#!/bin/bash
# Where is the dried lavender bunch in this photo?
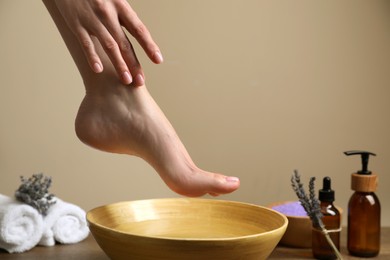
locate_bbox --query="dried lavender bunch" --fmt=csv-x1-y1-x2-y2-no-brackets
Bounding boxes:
291,170,323,228
291,170,342,260
15,173,56,216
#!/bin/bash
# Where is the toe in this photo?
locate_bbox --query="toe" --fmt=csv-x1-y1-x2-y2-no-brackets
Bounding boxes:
206,174,240,196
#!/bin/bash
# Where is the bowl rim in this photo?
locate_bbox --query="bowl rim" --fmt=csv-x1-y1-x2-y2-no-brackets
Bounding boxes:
87,198,288,242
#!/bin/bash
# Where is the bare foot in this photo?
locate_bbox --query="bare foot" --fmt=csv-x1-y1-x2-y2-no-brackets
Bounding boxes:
43,0,240,197
75,83,240,196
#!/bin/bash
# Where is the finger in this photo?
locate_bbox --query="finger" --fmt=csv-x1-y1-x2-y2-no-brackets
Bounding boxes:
117,2,163,64
112,30,145,87
100,12,145,86
76,28,103,73
94,24,134,85
123,41,145,87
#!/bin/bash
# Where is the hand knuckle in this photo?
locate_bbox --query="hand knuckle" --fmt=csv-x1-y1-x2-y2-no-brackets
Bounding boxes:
132,23,147,37
104,39,118,51
92,0,104,9
81,39,93,49
92,0,110,18
114,0,128,10
119,40,132,52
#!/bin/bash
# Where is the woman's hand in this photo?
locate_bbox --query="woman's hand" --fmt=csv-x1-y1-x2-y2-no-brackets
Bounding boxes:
54,0,163,86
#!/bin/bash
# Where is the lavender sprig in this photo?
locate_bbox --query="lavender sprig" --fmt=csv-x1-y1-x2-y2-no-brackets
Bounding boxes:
15,173,56,216
291,170,323,227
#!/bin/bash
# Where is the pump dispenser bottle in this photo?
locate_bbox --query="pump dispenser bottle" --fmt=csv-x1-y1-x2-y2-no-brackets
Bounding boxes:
312,177,341,259
345,150,380,257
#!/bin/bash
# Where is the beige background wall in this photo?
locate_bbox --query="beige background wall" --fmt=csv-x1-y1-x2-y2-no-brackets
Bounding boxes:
1,1,389,226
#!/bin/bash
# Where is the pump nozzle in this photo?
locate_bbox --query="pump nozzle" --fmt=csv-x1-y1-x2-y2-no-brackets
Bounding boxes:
344,150,376,175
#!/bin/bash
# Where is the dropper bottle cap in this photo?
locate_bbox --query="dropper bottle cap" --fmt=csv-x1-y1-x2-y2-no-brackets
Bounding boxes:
319,177,335,202
344,150,378,192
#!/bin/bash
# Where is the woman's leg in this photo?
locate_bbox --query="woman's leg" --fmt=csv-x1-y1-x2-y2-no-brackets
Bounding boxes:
42,0,239,196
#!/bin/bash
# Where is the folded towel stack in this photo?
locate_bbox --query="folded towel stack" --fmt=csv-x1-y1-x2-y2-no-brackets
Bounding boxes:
0,194,89,253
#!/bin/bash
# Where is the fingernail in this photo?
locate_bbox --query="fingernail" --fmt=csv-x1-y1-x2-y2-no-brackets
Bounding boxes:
154,51,163,63
93,63,103,73
226,176,240,183
122,71,132,84
135,74,145,86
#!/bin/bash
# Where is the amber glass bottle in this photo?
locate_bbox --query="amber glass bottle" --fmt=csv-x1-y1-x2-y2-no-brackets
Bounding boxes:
348,191,380,257
312,177,340,260
345,151,381,257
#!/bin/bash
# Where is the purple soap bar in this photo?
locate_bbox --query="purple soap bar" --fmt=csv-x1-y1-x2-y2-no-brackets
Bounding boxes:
272,201,307,217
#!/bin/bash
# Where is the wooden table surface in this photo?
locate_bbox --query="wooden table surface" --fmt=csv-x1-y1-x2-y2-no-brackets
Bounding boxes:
1,227,389,259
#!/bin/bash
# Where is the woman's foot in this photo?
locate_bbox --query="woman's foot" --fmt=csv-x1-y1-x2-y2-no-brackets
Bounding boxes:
75,83,240,197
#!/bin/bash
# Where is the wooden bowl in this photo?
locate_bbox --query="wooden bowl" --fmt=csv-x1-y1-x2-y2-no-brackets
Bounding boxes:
87,198,288,260
268,201,312,248
280,215,312,248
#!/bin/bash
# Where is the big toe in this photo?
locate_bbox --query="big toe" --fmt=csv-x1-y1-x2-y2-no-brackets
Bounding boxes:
207,174,240,196
167,170,240,197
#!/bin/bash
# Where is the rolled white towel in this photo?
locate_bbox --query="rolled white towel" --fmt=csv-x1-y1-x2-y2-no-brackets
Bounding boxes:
0,194,44,253
39,198,89,246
